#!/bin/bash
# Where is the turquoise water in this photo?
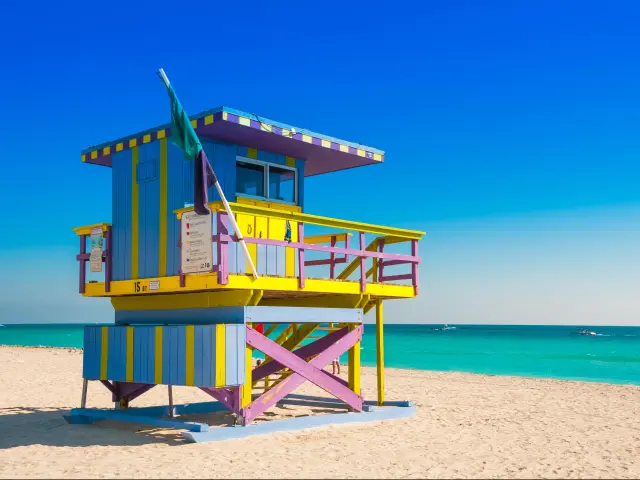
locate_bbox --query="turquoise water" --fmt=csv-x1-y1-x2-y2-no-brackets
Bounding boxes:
1,324,638,385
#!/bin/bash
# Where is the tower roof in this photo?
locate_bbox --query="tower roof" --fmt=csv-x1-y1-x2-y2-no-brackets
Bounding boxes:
81,106,384,176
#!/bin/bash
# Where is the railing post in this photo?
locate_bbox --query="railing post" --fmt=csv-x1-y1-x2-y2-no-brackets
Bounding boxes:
79,234,86,294
359,232,366,292
344,235,350,263
298,223,305,289
411,240,419,295
217,212,229,285
378,239,385,282
105,226,112,293
329,235,336,279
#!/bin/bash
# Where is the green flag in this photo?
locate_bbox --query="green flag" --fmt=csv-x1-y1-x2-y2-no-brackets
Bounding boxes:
164,82,217,215
167,84,202,159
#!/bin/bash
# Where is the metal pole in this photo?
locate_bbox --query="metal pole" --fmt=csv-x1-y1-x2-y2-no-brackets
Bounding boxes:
80,378,88,408
168,385,174,417
157,68,258,280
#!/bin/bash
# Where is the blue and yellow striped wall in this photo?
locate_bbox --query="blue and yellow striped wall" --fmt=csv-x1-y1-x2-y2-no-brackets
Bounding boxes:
83,324,245,387
110,137,304,281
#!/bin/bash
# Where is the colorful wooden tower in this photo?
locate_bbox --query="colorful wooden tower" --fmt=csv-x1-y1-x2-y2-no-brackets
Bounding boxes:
67,105,424,442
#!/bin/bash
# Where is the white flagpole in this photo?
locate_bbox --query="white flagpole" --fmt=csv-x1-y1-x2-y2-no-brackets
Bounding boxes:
158,68,259,280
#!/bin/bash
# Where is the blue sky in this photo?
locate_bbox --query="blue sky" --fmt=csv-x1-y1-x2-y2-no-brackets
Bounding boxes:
1,0,639,324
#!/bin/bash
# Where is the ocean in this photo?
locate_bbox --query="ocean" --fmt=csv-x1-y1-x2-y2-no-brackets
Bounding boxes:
1,323,638,385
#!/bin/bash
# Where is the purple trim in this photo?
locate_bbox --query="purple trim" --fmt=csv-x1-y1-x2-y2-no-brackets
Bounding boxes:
127,384,155,402
216,213,229,285
112,382,155,402
100,380,115,394
243,325,363,423
79,235,86,294
412,240,419,295
105,226,112,292
83,108,384,175
359,232,366,292
297,223,305,288
252,327,351,382
379,274,413,282
200,387,238,413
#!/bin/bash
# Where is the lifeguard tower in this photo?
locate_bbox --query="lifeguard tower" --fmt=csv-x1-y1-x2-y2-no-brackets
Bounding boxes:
65,98,424,442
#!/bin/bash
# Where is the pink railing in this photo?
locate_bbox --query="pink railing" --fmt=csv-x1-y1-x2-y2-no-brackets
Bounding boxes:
178,211,422,294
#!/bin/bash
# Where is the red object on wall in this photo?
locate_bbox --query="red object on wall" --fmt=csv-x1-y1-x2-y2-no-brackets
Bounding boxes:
255,323,264,334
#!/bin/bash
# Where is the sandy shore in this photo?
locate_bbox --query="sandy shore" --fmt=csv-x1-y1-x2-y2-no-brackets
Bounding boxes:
0,346,638,479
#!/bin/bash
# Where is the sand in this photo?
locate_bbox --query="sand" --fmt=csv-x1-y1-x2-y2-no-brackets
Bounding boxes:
0,346,638,479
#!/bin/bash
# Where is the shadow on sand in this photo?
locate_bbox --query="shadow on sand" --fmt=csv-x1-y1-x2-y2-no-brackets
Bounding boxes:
0,404,346,448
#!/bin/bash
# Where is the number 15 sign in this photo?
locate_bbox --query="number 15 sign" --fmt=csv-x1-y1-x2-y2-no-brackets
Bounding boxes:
180,210,213,274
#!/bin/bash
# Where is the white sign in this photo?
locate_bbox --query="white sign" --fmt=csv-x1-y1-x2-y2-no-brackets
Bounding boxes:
89,227,103,273
149,280,160,291
181,211,213,274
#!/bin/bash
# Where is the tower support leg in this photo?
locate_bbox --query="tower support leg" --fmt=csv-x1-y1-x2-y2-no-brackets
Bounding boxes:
80,378,88,408
376,299,385,406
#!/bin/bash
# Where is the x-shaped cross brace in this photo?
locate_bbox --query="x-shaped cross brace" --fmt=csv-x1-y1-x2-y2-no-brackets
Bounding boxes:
242,324,363,424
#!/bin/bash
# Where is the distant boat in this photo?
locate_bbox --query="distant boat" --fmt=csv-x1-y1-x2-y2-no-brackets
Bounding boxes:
431,324,456,331
578,328,596,336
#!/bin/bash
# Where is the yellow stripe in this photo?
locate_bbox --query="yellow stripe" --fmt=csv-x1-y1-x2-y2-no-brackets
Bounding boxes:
357,149,366,157
185,325,195,386
126,326,134,382
100,326,109,380
282,128,290,137
339,144,349,152
91,151,98,159
116,143,124,152
259,123,272,132
285,221,297,277
103,146,111,155
321,139,331,148
158,138,168,277
143,134,151,143
131,147,139,279
204,114,214,125
242,323,252,407
215,324,226,387
238,116,251,126
81,154,86,162
223,112,228,121
157,129,166,139
285,156,296,167
302,134,312,143
191,119,197,128
154,326,163,384
129,139,137,148
373,153,382,161
348,326,361,395
247,148,258,159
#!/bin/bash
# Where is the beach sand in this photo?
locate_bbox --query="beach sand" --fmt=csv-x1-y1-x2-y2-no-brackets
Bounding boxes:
0,346,638,479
